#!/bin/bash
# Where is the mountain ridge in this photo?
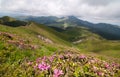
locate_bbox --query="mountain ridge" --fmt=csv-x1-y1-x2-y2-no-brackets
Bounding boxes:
15,15,120,40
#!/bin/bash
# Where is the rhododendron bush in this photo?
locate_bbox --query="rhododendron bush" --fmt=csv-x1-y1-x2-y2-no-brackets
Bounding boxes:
26,51,120,77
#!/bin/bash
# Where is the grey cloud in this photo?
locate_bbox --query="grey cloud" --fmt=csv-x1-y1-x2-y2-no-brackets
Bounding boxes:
81,0,114,6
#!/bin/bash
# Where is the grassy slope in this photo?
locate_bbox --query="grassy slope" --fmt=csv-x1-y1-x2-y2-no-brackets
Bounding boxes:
77,39,120,59
0,22,71,46
0,21,120,76
0,22,73,65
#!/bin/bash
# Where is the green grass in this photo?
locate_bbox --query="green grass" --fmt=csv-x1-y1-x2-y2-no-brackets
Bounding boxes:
77,39,120,59
98,50,120,58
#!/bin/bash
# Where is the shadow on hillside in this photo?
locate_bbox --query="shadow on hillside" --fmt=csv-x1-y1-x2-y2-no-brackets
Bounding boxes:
3,20,28,27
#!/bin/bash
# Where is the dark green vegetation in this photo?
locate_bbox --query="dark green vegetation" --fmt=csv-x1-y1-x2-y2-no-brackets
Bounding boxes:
0,16,27,27
0,16,120,77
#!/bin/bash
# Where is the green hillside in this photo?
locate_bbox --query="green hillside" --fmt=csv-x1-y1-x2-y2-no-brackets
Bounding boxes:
50,25,120,59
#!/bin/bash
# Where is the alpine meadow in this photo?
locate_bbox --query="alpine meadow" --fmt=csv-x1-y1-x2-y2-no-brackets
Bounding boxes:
0,0,120,77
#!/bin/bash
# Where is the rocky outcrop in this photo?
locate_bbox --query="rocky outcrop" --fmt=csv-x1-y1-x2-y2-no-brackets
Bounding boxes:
38,35,53,44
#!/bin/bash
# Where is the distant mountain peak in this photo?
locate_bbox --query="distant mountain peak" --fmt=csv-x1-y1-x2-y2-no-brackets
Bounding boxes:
68,16,78,19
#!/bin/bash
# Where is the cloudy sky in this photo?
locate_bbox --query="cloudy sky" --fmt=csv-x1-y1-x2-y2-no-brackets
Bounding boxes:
0,0,120,25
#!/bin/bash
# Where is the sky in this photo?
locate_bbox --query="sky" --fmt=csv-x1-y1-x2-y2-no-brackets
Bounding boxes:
0,0,120,25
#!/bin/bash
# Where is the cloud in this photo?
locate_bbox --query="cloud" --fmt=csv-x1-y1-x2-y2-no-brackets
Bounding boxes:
0,0,120,25
81,0,112,6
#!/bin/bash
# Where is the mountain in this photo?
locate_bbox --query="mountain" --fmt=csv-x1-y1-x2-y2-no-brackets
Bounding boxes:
91,23,120,40
18,16,120,40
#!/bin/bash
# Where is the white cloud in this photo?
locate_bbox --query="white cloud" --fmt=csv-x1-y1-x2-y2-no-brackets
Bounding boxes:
0,0,120,25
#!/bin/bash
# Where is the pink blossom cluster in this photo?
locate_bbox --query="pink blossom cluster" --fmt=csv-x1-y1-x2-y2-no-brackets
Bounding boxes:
38,62,50,71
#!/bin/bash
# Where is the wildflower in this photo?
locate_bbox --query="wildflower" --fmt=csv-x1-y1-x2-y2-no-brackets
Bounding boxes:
90,60,96,63
59,55,64,59
53,69,64,77
79,54,86,59
112,63,119,67
66,53,72,57
42,56,47,61
97,71,104,76
36,58,41,63
38,62,50,71
93,66,98,72
27,61,33,65
49,56,54,62
104,63,110,69
34,65,37,69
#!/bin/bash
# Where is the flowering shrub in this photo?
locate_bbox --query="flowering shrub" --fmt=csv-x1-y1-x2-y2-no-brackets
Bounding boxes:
27,52,120,77
53,69,63,77
38,62,50,71
0,32,37,50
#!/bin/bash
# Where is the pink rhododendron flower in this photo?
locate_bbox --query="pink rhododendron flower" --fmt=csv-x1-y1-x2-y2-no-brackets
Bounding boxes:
79,54,86,59
49,56,54,62
36,58,41,63
66,53,72,57
42,56,47,61
27,61,33,65
112,63,119,67
53,69,64,77
93,66,98,72
104,63,110,69
90,60,96,63
97,71,104,76
59,55,64,59
34,65,37,69
38,62,50,71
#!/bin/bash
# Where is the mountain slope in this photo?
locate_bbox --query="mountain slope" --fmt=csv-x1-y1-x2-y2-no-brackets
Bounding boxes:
20,16,120,40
